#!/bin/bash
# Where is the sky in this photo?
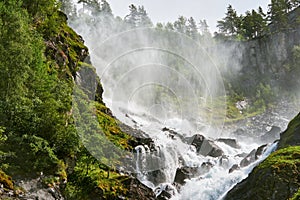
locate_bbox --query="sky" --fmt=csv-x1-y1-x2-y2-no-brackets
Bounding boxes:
107,0,271,32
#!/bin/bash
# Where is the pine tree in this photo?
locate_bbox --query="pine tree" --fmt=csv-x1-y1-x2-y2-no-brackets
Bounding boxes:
217,5,241,36
199,19,210,35
100,0,113,16
174,16,187,34
268,0,290,29
186,17,198,39
124,4,138,27
137,6,153,27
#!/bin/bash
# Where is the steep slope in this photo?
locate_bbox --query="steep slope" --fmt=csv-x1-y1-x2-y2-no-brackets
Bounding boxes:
224,113,300,200
0,1,156,199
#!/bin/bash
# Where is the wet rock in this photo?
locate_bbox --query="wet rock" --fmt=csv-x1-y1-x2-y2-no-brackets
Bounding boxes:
229,164,240,173
174,162,213,185
157,190,172,200
240,149,256,167
255,144,268,159
156,184,175,200
261,126,281,143
146,170,167,186
174,166,199,185
189,134,224,157
232,128,245,137
122,177,157,200
188,134,205,147
205,141,224,157
225,112,300,200
240,144,269,168
217,138,240,149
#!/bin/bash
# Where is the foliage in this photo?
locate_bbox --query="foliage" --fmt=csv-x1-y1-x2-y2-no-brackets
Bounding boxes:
217,5,242,37
124,4,153,27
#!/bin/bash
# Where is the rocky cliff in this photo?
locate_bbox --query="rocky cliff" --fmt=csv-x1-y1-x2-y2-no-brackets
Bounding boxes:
224,112,300,200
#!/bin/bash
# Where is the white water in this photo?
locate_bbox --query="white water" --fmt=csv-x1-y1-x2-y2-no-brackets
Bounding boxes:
106,100,278,200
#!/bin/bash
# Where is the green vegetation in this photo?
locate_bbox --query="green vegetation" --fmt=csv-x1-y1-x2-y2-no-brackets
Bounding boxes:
0,0,135,199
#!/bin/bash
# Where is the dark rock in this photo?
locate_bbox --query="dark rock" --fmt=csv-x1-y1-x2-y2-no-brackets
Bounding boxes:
122,177,157,200
174,166,199,185
261,126,281,143
189,134,224,157
229,164,240,173
205,141,224,157
157,190,172,200
255,144,268,159
174,162,214,186
189,134,205,148
217,138,240,149
278,112,300,149
239,149,256,168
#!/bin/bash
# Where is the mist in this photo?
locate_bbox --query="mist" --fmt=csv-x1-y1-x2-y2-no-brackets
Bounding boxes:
69,9,247,138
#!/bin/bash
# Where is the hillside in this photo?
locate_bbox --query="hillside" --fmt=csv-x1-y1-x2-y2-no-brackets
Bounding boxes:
0,1,155,199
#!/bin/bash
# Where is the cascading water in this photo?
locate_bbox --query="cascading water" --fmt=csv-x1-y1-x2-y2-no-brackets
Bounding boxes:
69,12,296,199
109,101,279,199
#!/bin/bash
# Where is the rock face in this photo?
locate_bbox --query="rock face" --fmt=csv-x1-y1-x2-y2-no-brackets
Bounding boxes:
261,126,281,143
239,144,268,168
278,112,300,149
122,177,157,200
224,112,300,200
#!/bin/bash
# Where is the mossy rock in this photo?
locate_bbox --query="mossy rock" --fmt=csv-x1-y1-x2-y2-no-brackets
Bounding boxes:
0,170,13,190
225,146,300,200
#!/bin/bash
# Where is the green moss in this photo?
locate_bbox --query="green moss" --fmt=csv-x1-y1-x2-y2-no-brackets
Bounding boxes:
95,102,132,150
64,155,129,200
258,146,300,171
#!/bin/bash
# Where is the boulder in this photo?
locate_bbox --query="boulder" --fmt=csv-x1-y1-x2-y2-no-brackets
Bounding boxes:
189,134,224,157
174,166,199,185
122,177,157,200
255,144,268,159
239,144,268,168
240,149,256,167
229,164,240,173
